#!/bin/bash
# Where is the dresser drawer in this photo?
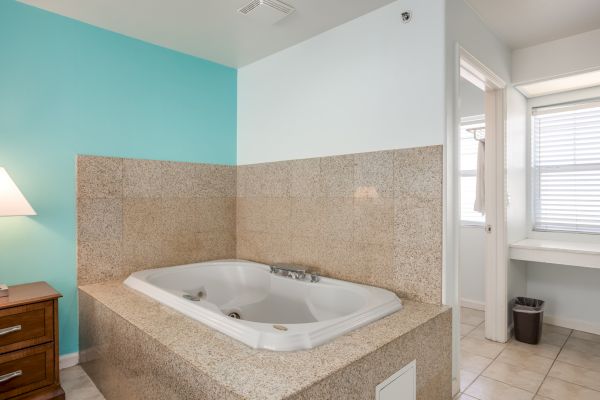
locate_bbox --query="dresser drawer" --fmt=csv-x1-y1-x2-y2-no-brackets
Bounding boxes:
0,343,54,400
0,302,54,354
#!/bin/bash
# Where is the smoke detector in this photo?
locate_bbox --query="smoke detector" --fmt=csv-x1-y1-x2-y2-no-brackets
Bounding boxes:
237,0,295,24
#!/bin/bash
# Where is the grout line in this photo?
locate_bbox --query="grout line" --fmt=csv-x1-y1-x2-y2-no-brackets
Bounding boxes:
465,326,507,396
546,376,600,394
460,318,600,398
532,328,573,398
478,330,573,397
460,320,498,398
459,319,581,399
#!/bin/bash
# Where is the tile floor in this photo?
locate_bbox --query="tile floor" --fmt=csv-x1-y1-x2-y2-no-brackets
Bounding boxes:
457,307,600,400
60,309,600,400
61,365,105,400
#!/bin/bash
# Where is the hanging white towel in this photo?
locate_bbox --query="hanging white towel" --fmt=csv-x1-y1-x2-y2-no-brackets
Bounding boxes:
474,140,485,214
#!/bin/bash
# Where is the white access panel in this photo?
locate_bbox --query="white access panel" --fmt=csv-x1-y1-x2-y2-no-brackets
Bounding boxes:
375,360,416,400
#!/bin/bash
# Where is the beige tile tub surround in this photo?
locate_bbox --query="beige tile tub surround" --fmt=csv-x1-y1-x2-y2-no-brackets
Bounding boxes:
237,145,443,304
79,282,451,400
77,156,236,285
78,146,443,302
77,148,447,398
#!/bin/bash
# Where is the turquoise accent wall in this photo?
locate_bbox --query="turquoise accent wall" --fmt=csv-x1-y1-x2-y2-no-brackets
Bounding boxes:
0,2,237,355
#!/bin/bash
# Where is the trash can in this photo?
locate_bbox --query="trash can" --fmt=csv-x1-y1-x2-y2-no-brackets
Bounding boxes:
513,297,545,344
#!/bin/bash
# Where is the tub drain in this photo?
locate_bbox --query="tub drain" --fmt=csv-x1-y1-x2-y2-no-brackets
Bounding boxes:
228,312,241,319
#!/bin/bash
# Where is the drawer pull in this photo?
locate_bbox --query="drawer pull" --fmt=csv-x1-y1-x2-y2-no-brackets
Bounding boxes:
0,370,22,383
0,325,22,336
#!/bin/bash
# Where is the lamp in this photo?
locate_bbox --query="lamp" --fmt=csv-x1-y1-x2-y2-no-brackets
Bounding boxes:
0,167,36,297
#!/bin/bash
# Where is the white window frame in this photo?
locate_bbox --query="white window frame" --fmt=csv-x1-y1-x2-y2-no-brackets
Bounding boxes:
527,86,600,244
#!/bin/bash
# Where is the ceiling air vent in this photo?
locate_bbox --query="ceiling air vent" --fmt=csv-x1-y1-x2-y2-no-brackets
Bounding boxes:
237,0,295,24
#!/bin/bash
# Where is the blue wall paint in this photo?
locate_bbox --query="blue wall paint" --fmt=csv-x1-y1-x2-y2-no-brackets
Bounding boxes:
0,2,237,355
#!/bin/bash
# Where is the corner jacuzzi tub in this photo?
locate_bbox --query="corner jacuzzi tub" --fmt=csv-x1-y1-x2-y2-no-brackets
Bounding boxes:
124,260,402,351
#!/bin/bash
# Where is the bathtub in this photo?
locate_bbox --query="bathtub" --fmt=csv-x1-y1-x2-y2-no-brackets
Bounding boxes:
124,260,402,351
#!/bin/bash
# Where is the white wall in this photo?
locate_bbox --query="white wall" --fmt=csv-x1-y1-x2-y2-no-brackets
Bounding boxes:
506,87,528,326
512,28,600,84
445,0,511,84
237,0,445,165
459,78,485,117
528,263,600,334
459,78,486,308
460,226,485,306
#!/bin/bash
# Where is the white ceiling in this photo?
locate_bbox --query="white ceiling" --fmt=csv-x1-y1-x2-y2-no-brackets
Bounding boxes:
19,0,396,67
465,0,600,49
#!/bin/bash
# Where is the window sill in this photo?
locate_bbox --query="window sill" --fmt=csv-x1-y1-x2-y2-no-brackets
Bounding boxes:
510,239,600,269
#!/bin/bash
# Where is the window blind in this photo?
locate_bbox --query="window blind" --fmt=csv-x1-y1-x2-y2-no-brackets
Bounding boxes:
532,100,600,234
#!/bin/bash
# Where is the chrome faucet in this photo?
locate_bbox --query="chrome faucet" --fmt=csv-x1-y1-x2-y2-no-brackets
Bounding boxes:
269,264,320,282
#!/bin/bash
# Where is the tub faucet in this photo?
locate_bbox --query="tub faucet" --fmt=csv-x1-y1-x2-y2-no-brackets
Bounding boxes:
269,264,319,282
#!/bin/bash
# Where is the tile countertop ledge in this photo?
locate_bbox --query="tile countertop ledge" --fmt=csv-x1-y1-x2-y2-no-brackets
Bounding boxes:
510,238,600,269
79,282,450,400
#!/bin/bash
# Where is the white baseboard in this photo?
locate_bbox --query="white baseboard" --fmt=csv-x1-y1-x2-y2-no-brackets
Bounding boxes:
59,352,79,369
461,298,485,311
544,315,600,336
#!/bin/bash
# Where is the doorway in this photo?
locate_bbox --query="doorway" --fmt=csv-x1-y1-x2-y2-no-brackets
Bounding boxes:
457,48,508,343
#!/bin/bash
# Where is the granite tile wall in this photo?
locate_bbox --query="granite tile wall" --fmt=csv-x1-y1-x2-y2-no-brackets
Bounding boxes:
77,156,236,285
236,146,443,304
78,145,443,303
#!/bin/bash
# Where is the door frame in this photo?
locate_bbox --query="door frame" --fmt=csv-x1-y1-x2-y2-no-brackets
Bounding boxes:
445,45,509,396
458,48,508,342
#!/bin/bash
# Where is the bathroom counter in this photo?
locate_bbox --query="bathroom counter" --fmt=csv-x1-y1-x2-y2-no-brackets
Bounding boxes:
79,282,451,399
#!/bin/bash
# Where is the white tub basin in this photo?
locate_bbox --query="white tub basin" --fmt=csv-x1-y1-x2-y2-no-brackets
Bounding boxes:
124,260,402,351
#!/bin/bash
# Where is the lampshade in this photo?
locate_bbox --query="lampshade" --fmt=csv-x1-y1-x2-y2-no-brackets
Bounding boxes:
0,167,36,216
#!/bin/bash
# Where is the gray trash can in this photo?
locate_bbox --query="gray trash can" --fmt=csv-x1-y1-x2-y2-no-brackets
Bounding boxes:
513,297,545,345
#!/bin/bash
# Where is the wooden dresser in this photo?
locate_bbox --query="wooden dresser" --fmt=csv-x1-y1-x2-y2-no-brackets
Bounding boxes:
0,283,64,400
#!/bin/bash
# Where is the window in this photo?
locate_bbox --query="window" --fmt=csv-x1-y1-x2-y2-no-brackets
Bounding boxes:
460,116,485,225
532,100,600,234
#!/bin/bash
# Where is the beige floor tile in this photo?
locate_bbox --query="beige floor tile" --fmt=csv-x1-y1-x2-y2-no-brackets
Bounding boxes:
564,337,600,357
465,376,534,400
541,331,569,347
461,337,506,359
543,324,572,336
507,340,562,360
572,331,600,344
461,349,494,374
456,394,478,400
462,323,477,337
61,365,105,400
538,376,600,400
461,369,478,392
462,308,485,326
533,396,553,400
482,359,545,393
467,324,486,340
496,347,555,374
557,348,600,373
548,361,600,392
